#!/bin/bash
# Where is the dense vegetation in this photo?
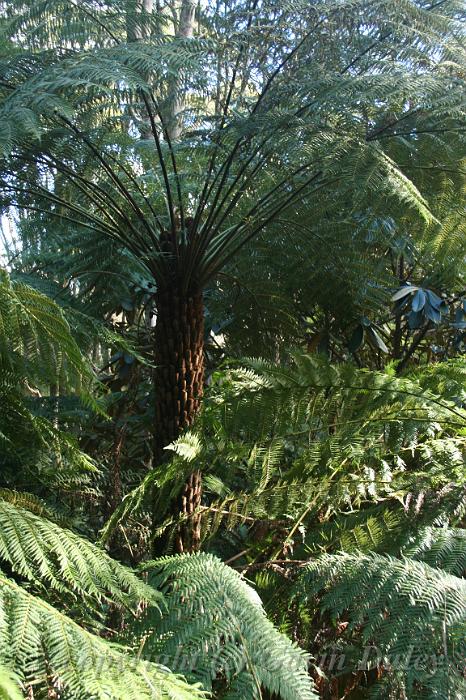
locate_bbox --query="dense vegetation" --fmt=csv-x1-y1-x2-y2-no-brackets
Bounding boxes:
0,1,465,698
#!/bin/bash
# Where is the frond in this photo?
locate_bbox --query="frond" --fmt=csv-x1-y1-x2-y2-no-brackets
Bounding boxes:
294,552,466,699
0,361,95,477
403,526,466,577
138,553,317,700
0,488,64,523
0,666,22,700
0,572,204,700
0,269,93,393
0,498,159,609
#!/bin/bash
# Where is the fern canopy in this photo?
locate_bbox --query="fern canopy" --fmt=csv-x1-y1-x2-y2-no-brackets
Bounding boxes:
0,1,464,698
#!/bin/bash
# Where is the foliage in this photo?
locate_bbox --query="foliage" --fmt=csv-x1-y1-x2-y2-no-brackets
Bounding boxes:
0,1,464,698
0,571,204,700
0,666,22,700
138,553,317,700
294,552,466,699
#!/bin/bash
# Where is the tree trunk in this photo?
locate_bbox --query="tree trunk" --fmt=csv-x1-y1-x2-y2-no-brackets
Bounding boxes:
153,286,204,453
166,0,197,140
153,285,204,552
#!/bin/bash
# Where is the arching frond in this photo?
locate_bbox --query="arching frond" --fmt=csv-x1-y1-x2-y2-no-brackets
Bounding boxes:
403,526,466,576
0,498,160,609
294,552,466,699
0,572,204,700
138,553,317,700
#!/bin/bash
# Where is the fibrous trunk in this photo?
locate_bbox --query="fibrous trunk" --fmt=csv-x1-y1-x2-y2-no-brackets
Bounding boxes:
153,286,204,552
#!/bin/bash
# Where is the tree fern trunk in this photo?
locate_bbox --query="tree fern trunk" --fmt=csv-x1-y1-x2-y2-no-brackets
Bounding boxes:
153,286,204,552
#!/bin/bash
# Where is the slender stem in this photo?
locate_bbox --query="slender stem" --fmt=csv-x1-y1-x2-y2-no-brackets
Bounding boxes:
58,115,157,244
139,90,176,243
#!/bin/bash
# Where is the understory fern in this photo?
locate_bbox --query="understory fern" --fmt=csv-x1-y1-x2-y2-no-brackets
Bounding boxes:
0,497,159,608
0,495,317,698
0,495,207,699
0,269,98,478
138,553,318,700
0,572,204,700
403,526,466,577
294,552,466,699
107,353,465,546
0,269,93,393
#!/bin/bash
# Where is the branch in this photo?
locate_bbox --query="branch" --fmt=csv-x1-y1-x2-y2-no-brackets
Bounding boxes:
396,322,432,375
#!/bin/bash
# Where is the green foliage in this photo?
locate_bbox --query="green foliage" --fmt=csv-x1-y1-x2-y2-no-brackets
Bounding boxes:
139,553,317,700
0,269,97,484
0,571,204,700
164,354,464,541
0,1,465,699
294,552,466,699
403,526,466,576
0,484,204,699
0,666,22,700
0,497,159,608
1,0,464,301
0,269,93,392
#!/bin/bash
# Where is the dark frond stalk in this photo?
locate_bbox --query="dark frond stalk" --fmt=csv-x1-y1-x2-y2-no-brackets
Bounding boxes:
58,115,158,244
190,0,260,232
147,90,185,234
201,170,325,283
190,6,333,244
139,90,177,238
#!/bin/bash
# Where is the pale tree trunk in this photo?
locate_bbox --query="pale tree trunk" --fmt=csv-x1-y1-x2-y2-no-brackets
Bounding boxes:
127,1,154,139
126,0,153,41
166,0,197,140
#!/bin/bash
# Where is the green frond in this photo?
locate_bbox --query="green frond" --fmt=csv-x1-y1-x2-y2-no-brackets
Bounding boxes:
0,498,159,609
99,469,157,546
0,572,204,700
139,553,317,700
294,552,466,699
0,362,96,477
305,502,407,555
0,269,94,393
0,666,22,700
404,526,466,576
0,488,64,523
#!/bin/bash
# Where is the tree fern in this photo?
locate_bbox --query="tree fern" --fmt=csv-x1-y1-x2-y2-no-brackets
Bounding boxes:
0,571,204,700
138,553,317,700
1,0,464,479
294,552,466,699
